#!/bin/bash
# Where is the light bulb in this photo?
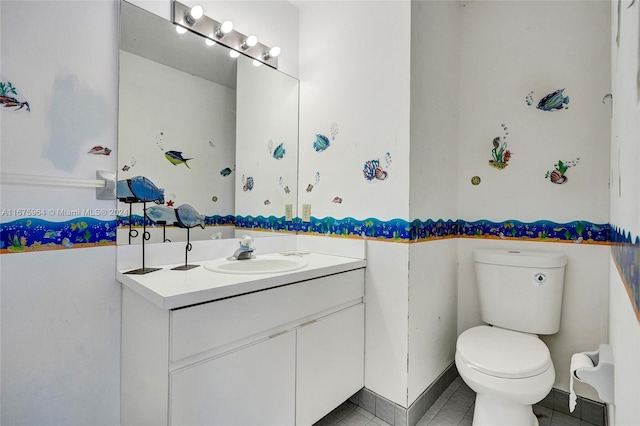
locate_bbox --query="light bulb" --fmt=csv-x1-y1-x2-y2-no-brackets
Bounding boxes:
241,35,258,49
185,5,203,25
205,38,216,46
229,50,240,58
190,5,203,19
269,46,281,58
263,46,281,60
252,60,262,67
215,20,233,38
175,25,188,34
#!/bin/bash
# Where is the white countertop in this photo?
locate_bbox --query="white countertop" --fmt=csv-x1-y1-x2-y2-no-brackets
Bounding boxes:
117,252,367,310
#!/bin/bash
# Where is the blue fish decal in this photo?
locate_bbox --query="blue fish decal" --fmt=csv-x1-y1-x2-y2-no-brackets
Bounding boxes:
118,176,165,204
175,204,205,229
273,143,286,159
537,89,569,111
313,134,330,152
61,238,73,248
165,150,192,168
220,167,232,177
145,205,177,225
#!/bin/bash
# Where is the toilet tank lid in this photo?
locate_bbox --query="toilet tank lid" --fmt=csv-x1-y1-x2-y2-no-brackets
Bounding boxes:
457,326,552,379
473,249,567,268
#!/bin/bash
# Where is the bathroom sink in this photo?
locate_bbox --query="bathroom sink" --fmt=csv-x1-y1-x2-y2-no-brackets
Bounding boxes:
203,255,308,275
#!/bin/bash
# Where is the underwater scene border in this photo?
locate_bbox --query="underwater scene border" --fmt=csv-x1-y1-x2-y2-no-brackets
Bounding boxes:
0,217,117,253
610,225,640,321
242,217,611,244
1,216,612,254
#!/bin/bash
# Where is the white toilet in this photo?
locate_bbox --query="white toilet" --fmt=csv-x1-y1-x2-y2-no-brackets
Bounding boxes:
455,249,567,426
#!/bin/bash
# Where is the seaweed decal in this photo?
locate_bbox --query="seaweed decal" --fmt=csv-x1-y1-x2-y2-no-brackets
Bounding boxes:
0,81,30,112
545,158,580,184
488,124,512,169
489,137,512,169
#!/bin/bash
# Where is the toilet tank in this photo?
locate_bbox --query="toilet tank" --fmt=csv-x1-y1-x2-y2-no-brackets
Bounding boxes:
473,249,567,335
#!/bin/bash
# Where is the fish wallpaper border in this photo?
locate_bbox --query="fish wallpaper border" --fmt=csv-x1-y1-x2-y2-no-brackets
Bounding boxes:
0,217,116,254
290,217,609,244
1,216,612,254
611,225,640,322
458,219,608,244
235,215,298,233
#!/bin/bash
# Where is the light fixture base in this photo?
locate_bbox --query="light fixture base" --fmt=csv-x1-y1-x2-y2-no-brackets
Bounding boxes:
173,1,278,69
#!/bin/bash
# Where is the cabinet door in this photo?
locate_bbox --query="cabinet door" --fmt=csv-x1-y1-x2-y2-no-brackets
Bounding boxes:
170,331,296,426
296,304,365,426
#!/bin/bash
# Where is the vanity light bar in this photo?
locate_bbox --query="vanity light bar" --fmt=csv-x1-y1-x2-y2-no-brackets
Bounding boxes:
172,1,279,69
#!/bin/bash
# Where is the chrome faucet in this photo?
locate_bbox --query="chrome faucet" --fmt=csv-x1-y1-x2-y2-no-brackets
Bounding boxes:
232,235,255,260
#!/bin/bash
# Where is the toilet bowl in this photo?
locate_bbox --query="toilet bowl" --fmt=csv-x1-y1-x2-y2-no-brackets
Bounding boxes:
455,325,555,426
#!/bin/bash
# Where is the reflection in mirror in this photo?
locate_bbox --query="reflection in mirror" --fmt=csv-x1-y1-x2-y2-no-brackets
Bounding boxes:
117,1,299,245
235,55,299,235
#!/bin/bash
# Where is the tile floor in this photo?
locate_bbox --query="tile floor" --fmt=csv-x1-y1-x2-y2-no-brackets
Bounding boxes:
315,377,600,426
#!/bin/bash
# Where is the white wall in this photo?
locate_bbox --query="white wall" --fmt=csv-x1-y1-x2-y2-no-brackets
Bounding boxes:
364,241,410,406
456,0,611,403
297,0,411,224
609,265,640,425
408,0,461,407
409,0,460,222
408,239,458,405
608,0,640,423
1,2,121,423
1,1,120,218
1,248,121,425
458,1,610,225
297,0,412,407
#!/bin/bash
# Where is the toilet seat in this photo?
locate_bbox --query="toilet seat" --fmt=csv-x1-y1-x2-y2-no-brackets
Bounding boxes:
457,325,551,379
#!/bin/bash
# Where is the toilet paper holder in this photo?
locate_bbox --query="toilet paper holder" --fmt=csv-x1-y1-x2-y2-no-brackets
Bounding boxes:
573,343,614,404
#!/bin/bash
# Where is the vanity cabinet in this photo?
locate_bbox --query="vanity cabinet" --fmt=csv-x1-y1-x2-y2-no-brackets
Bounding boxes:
296,303,365,425
171,331,296,425
121,268,365,426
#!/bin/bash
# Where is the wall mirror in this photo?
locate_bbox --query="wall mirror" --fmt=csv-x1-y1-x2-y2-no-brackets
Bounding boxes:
117,1,299,245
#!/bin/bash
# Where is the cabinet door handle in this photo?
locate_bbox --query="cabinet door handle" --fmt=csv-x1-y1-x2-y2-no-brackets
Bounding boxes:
268,330,289,339
299,319,318,328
